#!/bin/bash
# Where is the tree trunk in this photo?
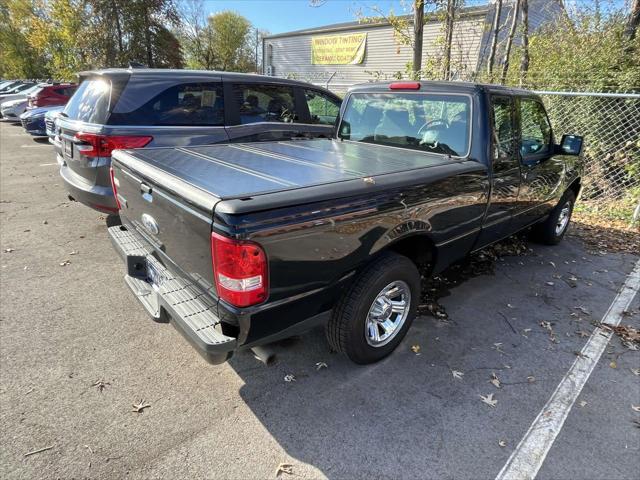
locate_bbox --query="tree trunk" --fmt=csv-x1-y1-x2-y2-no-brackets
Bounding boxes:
442,0,455,80
519,0,529,86
110,0,124,64
413,0,424,79
623,0,639,41
500,0,521,85
487,0,502,81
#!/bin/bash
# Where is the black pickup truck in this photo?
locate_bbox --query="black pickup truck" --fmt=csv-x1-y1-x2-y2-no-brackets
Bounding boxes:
107,81,584,365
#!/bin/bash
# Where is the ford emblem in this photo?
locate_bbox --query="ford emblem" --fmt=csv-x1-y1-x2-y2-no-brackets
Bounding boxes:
141,213,159,235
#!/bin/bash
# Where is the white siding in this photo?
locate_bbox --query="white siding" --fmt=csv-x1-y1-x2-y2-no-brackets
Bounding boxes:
265,12,488,88
264,0,563,90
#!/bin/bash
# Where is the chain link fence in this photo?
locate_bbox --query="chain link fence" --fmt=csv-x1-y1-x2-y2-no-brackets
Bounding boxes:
537,91,640,210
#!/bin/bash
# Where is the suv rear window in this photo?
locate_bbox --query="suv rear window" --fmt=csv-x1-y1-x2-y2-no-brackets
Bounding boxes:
63,78,113,124
109,82,224,126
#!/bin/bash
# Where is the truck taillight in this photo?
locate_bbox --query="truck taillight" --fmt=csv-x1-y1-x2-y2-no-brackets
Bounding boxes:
74,133,153,157
109,166,121,210
389,82,421,90
211,232,268,307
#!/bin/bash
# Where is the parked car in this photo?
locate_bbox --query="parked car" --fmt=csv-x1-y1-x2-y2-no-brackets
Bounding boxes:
45,107,64,141
0,80,24,93
56,68,342,213
107,80,584,365
20,105,64,136
0,82,38,102
27,83,76,109
0,98,29,120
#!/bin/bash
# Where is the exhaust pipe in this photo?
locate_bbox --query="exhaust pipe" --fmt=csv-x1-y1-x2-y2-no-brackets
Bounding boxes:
251,345,276,365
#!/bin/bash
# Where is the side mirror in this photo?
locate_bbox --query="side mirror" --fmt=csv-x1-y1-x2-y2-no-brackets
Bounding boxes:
559,134,583,156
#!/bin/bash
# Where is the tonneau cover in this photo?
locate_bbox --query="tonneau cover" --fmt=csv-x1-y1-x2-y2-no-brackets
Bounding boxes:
115,139,458,201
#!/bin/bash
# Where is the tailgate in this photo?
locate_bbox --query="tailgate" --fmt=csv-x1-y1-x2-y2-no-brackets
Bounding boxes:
111,150,219,294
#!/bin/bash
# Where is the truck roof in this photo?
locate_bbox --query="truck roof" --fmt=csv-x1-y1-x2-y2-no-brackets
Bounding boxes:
347,80,536,97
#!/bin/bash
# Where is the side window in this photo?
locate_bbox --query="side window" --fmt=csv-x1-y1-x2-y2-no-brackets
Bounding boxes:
304,89,341,125
108,82,224,126
233,84,297,124
491,96,516,160
519,98,552,157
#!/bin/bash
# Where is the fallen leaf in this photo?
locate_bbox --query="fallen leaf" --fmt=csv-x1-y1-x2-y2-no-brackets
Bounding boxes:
574,351,589,359
69,250,78,255
490,372,501,389
576,330,591,338
574,306,590,315
132,400,150,413
480,393,498,407
548,261,556,268
59,260,71,267
451,370,464,380
523,328,532,333
507,304,515,309
284,374,296,382
3,248,14,253
527,376,536,383
579,400,587,408
275,463,293,477
411,345,421,354
315,362,327,370
546,281,555,286
631,405,640,413
92,379,110,393
609,361,617,369
498,440,507,447
631,368,640,376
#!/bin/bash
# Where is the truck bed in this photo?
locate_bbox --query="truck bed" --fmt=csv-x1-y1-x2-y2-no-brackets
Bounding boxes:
114,139,459,203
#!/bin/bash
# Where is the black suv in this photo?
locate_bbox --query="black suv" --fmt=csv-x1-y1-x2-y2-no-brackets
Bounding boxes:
54,69,342,213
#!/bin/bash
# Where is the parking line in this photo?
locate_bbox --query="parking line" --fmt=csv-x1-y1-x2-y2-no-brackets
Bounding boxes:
495,259,640,480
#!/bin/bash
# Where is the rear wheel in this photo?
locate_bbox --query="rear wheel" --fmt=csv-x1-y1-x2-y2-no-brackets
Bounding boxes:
326,252,420,364
531,190,576,245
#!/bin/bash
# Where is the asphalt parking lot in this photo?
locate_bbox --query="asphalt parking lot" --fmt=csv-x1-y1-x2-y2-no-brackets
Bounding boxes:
0,120,638,480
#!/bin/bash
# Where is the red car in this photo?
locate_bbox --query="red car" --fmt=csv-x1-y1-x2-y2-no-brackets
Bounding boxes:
28,83,77,108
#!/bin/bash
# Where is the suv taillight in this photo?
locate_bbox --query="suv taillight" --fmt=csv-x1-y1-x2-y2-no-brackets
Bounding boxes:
109,166,121,210
74,133,153,157
211,232,268,307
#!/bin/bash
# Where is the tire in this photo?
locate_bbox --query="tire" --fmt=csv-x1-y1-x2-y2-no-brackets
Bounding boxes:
326,252,421,364
531,190,576,245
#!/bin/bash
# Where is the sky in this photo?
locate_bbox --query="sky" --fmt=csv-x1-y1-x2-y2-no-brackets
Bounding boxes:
199,0,419,34
198,0,630,35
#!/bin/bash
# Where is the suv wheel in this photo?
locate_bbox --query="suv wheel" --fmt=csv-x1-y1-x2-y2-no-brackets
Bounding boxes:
327,252,420,364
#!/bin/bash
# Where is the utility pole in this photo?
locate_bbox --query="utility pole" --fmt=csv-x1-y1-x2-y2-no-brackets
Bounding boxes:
413,0,424,79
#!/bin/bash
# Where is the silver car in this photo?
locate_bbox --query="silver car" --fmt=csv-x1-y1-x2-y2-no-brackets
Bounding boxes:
56,68,343,213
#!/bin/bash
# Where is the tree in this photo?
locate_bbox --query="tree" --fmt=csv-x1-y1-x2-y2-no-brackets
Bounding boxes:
442,0,456,80
209,11,252,71
500,0,521,85
486,0,502,80
413,0,425,77
624,0,639,41
181,7,255,72
519,0,529,86
0,0,50,78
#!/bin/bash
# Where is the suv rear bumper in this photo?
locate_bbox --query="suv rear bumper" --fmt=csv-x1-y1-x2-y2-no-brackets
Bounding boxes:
59,160,118,213
108,225,237,364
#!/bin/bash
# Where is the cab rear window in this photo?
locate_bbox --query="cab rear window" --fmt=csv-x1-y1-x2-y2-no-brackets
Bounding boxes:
338,92,471,157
